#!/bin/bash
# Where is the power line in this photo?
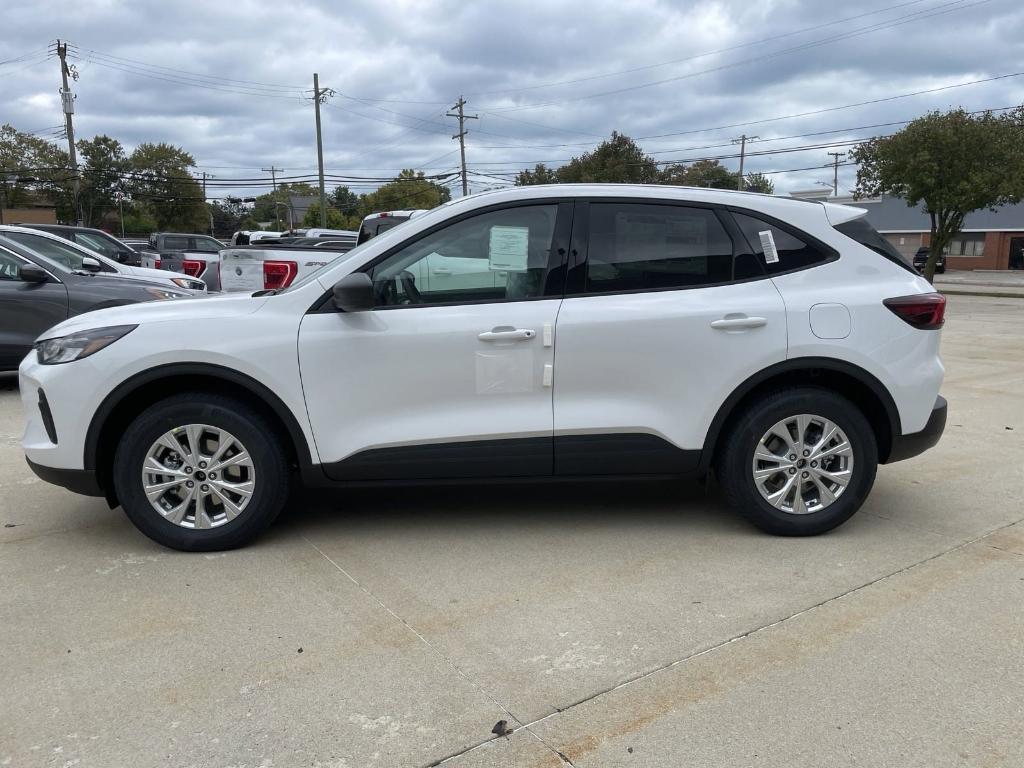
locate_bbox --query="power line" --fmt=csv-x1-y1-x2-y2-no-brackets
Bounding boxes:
478,0,991,112
467,0,933,98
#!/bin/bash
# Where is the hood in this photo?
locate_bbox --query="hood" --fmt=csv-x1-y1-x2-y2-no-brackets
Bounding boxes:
38,291,266,340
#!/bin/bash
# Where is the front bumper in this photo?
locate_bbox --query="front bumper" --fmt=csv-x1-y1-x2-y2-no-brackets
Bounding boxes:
885,395,947,463
26,458,104,497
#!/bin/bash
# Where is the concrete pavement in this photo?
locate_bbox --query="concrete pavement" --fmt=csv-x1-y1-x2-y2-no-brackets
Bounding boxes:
1,294,1022,767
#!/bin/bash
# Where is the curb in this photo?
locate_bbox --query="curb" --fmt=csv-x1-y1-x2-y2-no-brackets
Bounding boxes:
937,287,1024,299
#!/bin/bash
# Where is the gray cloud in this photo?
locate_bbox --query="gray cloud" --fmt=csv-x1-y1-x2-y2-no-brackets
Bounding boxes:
2,0,1023,198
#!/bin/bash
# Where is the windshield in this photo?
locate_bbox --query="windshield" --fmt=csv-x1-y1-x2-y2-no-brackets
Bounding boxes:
0,236,72,274
74,231,126,259
1,231,116,272
357,216,410,244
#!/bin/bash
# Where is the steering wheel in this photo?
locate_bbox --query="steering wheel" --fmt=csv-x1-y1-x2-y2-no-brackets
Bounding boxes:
398,270,422,304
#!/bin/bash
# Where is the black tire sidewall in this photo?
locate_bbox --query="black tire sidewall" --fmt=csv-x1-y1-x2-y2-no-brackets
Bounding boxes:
114,396,289,551
719,388,878,536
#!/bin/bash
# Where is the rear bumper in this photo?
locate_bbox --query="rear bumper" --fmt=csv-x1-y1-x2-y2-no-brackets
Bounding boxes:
885,395,946,463
26,458,104,497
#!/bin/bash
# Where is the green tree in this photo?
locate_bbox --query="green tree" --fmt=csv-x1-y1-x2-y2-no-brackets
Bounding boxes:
660,159,736,189
302,201,347,229
127,142,207,231
360,169,451,215
0,123,74,220
77,135,129,227
852,107,1024,281
210,196,250,237
743,172,774,194
515,163,560,186
330,185,360,217
252,182,319,224
556,132,659,184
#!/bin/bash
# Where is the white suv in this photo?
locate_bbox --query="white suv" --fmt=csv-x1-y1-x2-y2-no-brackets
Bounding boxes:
19,185,946,551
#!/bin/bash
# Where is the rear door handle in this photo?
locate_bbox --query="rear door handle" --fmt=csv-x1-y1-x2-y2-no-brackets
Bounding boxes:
710,316,767,330
478,328,536,342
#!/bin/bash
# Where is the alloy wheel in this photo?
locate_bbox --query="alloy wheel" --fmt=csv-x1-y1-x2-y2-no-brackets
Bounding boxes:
751,413,854,515
141,424,256,529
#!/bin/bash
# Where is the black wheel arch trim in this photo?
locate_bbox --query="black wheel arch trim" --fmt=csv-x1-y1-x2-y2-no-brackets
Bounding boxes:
699,357,902,472
83,362,317,477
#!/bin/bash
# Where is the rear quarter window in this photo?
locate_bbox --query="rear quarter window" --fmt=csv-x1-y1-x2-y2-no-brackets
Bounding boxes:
732,211,833,275
834,217,917,273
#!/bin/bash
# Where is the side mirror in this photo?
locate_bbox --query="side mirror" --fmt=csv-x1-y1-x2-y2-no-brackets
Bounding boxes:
116,250,133,263
332,273,376,312
81,256,102,273
18,264,49,283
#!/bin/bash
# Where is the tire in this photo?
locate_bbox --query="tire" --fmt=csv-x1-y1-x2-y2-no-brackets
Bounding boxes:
113,393,291,551
715,387,877,536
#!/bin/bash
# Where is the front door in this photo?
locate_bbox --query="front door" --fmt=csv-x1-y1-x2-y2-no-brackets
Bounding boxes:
298,202,571,480
552,201,788,474
1009,237,1024,270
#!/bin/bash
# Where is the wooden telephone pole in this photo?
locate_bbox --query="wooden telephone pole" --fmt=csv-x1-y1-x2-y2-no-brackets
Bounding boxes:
55,41,82,225
447,96,478,196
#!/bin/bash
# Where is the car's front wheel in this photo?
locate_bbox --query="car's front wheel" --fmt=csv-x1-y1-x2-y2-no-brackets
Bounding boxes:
113,393,291,551
716,387,878,536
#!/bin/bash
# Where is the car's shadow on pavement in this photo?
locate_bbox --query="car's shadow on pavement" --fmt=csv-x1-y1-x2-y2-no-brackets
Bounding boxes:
269,476,745,542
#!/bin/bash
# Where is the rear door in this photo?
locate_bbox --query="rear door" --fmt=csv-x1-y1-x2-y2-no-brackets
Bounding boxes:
0,248,68,370
552,200,788,474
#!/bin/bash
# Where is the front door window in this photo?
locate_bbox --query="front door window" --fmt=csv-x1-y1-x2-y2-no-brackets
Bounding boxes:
368,205,560,306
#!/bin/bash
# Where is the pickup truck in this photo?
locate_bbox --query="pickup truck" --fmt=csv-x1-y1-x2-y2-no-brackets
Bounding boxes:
219,243,351,293
140,232,225,291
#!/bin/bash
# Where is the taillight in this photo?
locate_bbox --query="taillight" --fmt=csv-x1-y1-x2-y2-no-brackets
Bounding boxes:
154,257,161,269
181,259,204,277
883,292,946,329
263,260,298,290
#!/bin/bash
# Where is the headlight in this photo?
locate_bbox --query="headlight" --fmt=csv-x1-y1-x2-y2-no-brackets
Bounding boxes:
146,287,188,300
36,325,137,365
169,277,204,290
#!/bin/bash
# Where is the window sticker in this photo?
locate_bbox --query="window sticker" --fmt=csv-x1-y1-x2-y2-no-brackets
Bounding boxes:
758,230,780,264
488,225,530,272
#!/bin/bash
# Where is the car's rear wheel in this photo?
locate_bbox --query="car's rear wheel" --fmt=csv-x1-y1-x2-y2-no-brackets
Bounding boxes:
113,393,290,551
716,387,877,535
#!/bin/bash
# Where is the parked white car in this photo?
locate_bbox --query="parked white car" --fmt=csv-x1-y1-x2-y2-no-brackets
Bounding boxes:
21,184,946,551
0,226,206,292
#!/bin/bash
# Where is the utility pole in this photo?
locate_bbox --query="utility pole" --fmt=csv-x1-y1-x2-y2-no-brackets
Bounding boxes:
827,151,846,197
312,73,333,228
732,134,758,191
56,41,82,225
447,96,478,196
262,165,283,229
199,172,215,234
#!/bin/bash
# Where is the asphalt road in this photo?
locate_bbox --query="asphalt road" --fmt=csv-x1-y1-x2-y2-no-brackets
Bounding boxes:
1,294,1022,768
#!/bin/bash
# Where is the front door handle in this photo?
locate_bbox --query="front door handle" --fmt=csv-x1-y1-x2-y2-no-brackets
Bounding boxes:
710,315,767,330
478,328,536,342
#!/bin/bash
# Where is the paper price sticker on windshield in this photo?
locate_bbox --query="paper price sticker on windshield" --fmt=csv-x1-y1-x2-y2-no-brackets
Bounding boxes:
758,230,780,264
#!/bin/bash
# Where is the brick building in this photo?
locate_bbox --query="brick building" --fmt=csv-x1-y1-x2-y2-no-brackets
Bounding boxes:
790,193,1024,271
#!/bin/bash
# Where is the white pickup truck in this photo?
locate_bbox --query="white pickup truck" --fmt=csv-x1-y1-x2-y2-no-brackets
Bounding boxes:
220,211,428,293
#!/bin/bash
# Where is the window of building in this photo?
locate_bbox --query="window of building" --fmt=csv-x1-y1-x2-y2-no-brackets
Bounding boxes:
943,234,985,257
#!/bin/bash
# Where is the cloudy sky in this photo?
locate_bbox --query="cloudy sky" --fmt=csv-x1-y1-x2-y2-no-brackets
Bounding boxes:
2,0,1023,200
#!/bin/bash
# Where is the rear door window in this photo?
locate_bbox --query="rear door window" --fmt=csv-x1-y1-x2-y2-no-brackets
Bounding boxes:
582,203,735,293
732,211,832,274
